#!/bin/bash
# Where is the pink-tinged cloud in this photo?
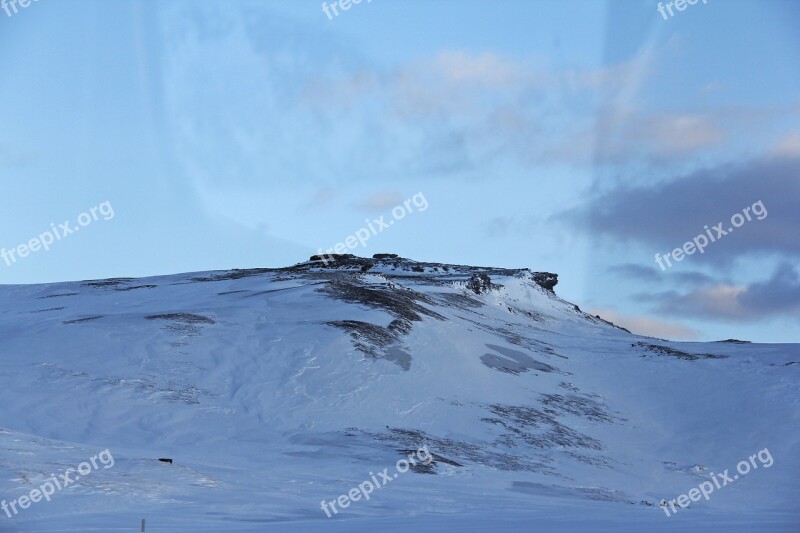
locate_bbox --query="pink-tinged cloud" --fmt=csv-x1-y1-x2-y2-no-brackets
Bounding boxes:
772,131,800,158
654,263,800,321
588,308,699,340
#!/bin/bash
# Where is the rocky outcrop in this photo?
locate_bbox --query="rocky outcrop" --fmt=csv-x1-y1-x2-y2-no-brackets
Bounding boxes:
302,254,559,292
531,272,558,291
466,273,493,294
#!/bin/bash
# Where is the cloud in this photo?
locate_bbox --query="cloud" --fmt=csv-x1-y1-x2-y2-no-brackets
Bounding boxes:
164,6,789,199
305,187,339,207
740,263,800,316
560,156,800,261
483,216,514,238
588,308,699,340
772,131,800,158
357,192,404,210
430,51,519,88
297,48,659,173
656,284,748,320
481,216,541,238
653,263,800,321
544,105,734,166
607,263,660,282
586,111,726,163
638,114,725,155
390,50,641,112
700,82,724,95
670,270,716,286
0,143,34,167
608,264,718,287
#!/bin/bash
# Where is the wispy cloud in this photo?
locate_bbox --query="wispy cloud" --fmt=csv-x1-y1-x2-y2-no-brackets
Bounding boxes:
589,308,699,340
608,263,717,286
772,131,800,158
357,192,405,210
305,187,339,208
298,48,658,172
563,110,727,164
607,263,661,283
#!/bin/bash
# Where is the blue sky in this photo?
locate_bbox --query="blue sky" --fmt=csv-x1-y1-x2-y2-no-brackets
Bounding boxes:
1,0,799,342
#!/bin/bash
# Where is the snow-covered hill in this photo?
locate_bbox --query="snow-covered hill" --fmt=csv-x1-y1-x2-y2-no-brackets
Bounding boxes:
1,254,798,531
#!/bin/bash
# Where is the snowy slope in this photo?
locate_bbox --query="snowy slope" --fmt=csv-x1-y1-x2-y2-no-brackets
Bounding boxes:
0,254,798,532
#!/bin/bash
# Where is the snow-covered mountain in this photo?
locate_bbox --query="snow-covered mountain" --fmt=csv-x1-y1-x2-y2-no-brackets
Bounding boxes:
1,254,798,532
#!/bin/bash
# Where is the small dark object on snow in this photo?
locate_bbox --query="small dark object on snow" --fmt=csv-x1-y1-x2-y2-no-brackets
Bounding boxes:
158,458,173,464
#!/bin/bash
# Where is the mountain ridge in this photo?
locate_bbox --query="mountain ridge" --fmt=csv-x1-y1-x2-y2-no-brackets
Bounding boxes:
0,254,797,531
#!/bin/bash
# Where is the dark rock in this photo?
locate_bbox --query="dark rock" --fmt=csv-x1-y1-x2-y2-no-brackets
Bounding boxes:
531,272,558,291
309,253,358,264
466,273,493,294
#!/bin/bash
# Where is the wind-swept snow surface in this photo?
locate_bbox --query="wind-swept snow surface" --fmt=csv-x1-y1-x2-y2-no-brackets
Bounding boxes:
1,255,798,531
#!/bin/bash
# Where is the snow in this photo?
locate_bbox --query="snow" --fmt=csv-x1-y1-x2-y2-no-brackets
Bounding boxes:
0,257,797,531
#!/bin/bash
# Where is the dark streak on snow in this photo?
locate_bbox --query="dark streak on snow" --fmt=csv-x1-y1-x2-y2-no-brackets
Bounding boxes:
633,342,727,361
63,315,104,325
